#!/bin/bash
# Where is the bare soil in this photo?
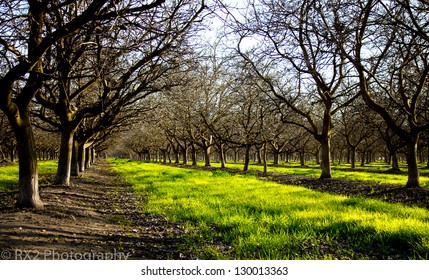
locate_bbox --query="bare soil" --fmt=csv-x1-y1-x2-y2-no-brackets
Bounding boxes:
0,161,194,260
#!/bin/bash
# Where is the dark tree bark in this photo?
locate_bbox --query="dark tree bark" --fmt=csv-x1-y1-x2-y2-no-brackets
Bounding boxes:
320,138,332,179
191,144,197,166
181,142,188,165
55,129,75,185
85,147,91,169
406,135,420,188
351,147,357,169
78,143,86,173
263,142,268,174
13,113,44,210
71,139,80,177
243,144,251,172
273,151,280,165
217,143,225,168
299,149,306,167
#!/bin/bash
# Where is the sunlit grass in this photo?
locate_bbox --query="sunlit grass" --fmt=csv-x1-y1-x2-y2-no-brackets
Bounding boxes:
0,160,57,191
109,159,429,259
207,160,429,187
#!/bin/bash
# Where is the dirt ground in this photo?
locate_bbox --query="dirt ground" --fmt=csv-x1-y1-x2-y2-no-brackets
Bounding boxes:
0,161,194,260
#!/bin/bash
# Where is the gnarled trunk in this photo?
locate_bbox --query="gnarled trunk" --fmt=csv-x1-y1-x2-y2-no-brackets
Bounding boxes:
13,113,44,209
55,129,75,185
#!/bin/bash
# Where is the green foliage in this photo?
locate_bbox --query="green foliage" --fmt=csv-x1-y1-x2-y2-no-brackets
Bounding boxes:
109,159,429,259
0,161,57,191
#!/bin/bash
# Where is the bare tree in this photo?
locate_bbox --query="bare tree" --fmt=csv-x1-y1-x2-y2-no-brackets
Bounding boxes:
329,0,429,187
228,0,358,178
33,0,206,186
0,0,119,209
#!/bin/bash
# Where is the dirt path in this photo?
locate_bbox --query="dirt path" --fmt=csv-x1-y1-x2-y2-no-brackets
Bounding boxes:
0,161,193,260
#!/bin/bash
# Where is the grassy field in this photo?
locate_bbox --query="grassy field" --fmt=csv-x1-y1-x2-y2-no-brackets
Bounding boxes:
208,160,429,188
0,161,57,191
109,159,429,260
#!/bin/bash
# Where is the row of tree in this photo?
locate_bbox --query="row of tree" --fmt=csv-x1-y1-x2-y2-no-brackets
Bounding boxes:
113,0,429,189
2,0,429,211
0,0,208,209
112,56,429,174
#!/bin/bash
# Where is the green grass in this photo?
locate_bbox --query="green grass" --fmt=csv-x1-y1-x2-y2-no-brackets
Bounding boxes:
109,158,429,260
0,160,57,191
206,160,429,187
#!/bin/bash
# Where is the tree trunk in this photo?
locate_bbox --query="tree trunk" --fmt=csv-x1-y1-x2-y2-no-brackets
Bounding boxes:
391,150,400,171
55,129,74,185
218,144,225,168
406,135,420,188
351,147,357,169
78,143,85,172
85,147,91,169
203,146,211,167
10,149,15,162
91,147,95,164
13,114,44,209
360,150,365,167
191,144,197,166
426,146,429,168
243,145,251,172
273,150,280,165
71,139,80,176
299,149,305,167
257,147,262,164
315,148,320,165
263,142,268,174
320,138,332,179
182,142,188,165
